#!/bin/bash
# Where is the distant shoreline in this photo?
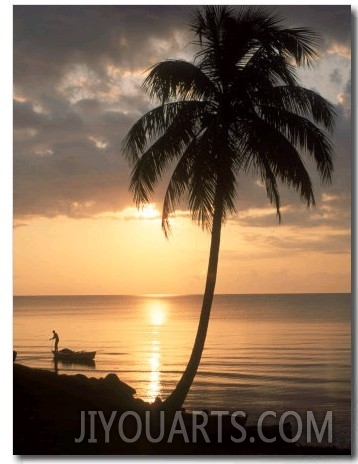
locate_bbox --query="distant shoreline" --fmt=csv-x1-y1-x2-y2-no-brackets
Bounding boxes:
13,291,352,298
13,292,351,298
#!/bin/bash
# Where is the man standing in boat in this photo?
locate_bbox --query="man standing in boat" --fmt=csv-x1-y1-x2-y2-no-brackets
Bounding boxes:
50,330,59,352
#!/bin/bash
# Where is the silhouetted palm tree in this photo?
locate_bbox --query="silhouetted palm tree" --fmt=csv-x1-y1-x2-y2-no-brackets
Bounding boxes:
123,6,335,412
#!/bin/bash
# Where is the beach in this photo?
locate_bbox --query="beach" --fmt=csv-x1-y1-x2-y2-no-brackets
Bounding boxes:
13,362,350,455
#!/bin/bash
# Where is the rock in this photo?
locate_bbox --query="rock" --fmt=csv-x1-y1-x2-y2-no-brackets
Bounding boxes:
103,373,136,396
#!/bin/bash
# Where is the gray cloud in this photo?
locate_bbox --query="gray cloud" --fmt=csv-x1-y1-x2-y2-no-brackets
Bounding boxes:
265,5,351,48
14,6,193,95
330,69,343,85
13,100,46,129
13,5,351,234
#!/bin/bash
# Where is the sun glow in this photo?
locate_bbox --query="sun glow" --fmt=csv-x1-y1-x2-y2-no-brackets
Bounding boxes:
143,303,168,402
150,307,166,326
138,204,160,220
146,339,162,402
146,300,168,326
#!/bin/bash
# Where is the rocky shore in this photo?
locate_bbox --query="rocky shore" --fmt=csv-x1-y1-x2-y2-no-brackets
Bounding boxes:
13,363,350,455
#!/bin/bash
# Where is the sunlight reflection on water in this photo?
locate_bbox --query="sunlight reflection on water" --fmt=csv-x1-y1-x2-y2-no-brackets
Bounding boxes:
14,294,351,447
146,336,162,402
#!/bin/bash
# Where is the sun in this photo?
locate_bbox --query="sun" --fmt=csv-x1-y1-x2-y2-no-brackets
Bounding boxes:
150,307,166,326
138,204,160,220
145,299,169,327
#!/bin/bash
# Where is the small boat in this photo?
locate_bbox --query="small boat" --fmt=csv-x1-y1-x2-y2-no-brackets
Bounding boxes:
52,348,96,363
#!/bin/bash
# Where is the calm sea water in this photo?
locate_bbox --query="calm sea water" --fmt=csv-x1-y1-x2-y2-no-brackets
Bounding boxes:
13,293,351,448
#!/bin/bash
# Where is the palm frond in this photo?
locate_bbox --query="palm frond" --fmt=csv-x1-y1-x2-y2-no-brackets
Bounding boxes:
143,60,217,103
259,156,282,222
186,133,217,231
161,146,194,237
129,103,208,206
256,86,336,131
191,5,234,47
237,119,316,208
235,8,320,67
238,45,299,87
257,106,334,184
122,100,208,165
277,28,320,67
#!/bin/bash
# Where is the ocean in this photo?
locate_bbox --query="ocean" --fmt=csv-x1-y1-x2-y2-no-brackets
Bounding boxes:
13,293,351,448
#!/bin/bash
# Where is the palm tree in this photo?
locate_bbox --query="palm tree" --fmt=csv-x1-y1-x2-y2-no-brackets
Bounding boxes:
122,6,335,412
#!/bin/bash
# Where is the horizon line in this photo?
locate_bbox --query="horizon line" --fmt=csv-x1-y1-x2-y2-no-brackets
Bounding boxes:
13,291,351,298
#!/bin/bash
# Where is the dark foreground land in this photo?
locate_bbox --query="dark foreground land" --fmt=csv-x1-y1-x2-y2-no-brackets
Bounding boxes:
14,363,350,456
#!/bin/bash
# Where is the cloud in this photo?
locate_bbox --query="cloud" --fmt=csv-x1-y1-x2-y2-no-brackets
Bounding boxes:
13,99,47,129
222,220,350,260
267,5,351,48
13,4,351,237
330,69,343,86
13,6,193,97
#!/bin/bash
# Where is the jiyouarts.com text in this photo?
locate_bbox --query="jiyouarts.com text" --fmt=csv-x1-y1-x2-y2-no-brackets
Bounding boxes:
74,410,333,444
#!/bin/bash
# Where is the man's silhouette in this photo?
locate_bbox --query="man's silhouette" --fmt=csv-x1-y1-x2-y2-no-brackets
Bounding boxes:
50,330,59,352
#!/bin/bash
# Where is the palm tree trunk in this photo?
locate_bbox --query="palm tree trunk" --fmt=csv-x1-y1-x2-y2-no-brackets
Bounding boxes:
159,193,224,413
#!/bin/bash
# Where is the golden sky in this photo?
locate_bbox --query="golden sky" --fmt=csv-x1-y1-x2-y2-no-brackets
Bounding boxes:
13,200,350,295
12,5,351,295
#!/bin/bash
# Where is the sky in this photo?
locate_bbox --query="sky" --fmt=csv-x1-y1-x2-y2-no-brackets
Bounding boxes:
11,3,352,296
